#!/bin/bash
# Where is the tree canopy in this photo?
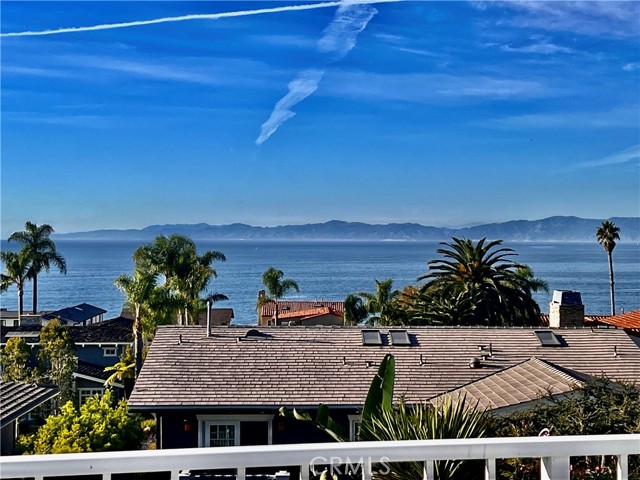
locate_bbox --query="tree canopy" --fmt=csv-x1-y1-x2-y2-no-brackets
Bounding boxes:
0,250,31,318
17,390,143,454
410,237,547,326
7,221,66,313
260,267,299,322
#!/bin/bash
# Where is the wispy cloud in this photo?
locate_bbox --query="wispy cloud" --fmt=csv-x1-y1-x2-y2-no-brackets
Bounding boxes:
0,2,345,37
255,69,325,145
572,145,640,170
484,1,640,38
500,38,574,54
482,106,639,130
623,63,639,72
256,2,378,145
322,71,551,102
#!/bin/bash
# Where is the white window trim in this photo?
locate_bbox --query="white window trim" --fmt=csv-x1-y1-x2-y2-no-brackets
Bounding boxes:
78,387,105,405
348,414,362,442
102,346,118,357
196,414,274,448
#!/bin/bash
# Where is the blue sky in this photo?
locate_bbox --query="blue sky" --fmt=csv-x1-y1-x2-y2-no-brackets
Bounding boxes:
2,0,639,236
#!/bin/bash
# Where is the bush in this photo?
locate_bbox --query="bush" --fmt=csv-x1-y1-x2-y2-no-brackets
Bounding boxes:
18,389,144,454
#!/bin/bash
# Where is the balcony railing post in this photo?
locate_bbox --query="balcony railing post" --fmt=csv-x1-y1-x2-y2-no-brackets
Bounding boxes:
540,456,570,480
300,464,310,480
617,454,628,480
170,470,180,480
362,459,372,480
423,460,434,480
484,458,496,480
238,466,247,480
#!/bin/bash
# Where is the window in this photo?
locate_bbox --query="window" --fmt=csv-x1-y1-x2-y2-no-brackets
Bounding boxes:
389,330,411,346
103,346,118,357
534,330,562,347
197,415,273,448
348,414,361,441
362,329,382,346
78,388,104,405
208,422,239,447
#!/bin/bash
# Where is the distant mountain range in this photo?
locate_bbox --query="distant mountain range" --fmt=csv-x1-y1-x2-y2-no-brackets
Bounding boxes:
54,216,640,242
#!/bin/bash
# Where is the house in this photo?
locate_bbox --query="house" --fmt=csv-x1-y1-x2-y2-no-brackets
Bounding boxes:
197,308,235,327
258,297,345,326
41,303,107,327
0,309,51,327
128,324,640,450
0,316,133,404
122,306,235,326
1,380,59,455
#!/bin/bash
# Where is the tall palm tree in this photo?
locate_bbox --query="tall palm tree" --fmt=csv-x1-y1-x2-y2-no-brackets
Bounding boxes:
133,234,226,325
261,267,299,323
0,251,31,319
418,237,543,326
596,220,621,315
115,270,159,377
8,222,66,314
358,278,402,326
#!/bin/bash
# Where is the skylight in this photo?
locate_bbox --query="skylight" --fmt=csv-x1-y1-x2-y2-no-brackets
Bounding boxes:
534,330,562,347
389,330,411,346
362,330,382,346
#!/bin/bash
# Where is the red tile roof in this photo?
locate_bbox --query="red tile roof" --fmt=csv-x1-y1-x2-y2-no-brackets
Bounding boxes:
595,310,640,333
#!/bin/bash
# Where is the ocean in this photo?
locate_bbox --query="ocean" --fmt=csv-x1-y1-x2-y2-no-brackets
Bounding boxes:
1,240,638,324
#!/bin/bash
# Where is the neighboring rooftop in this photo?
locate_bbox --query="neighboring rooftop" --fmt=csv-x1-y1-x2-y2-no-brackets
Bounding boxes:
588,310,640,335
0,381,59,428
435,357,588,412
129,325,640,411
1,316,133,345
41,303,107,326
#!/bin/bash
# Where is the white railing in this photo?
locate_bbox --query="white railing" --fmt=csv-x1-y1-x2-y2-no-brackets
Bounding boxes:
1,434,638,480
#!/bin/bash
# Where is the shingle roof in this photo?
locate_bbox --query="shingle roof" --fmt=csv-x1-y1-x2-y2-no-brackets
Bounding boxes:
1,317,133,345
435,357,587,411
539,314,610,327
128,326,640,411
0,381,59,427
71,317,133,343
76,360,112,382
261,301,344,317
42,303,107,324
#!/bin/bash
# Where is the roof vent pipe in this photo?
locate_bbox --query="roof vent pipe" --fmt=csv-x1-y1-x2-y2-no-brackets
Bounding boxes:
206,300,211,337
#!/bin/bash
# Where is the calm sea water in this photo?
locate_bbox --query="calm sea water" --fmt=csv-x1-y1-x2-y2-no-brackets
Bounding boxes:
1,240,638,324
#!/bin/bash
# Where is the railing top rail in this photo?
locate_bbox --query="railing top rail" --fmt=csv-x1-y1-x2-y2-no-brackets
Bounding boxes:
2,434,639,479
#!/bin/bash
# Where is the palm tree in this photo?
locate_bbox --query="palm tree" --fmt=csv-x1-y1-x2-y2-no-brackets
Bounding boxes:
133,234,226,325
596,220,621,315
261,267,299,323
0,251,31,319
358,278,402,326
8,222,66,313
417,237,544,326
343,293,368,326
115,270,159,377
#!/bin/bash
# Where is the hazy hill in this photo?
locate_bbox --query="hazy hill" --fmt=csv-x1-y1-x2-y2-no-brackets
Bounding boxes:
53,216,640,242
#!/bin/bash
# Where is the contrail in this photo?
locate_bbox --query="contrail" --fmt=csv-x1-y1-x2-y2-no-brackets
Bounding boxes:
1,2,345,37
256,2,378,145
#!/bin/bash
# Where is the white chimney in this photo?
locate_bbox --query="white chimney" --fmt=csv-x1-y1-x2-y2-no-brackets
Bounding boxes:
549,290,584,328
